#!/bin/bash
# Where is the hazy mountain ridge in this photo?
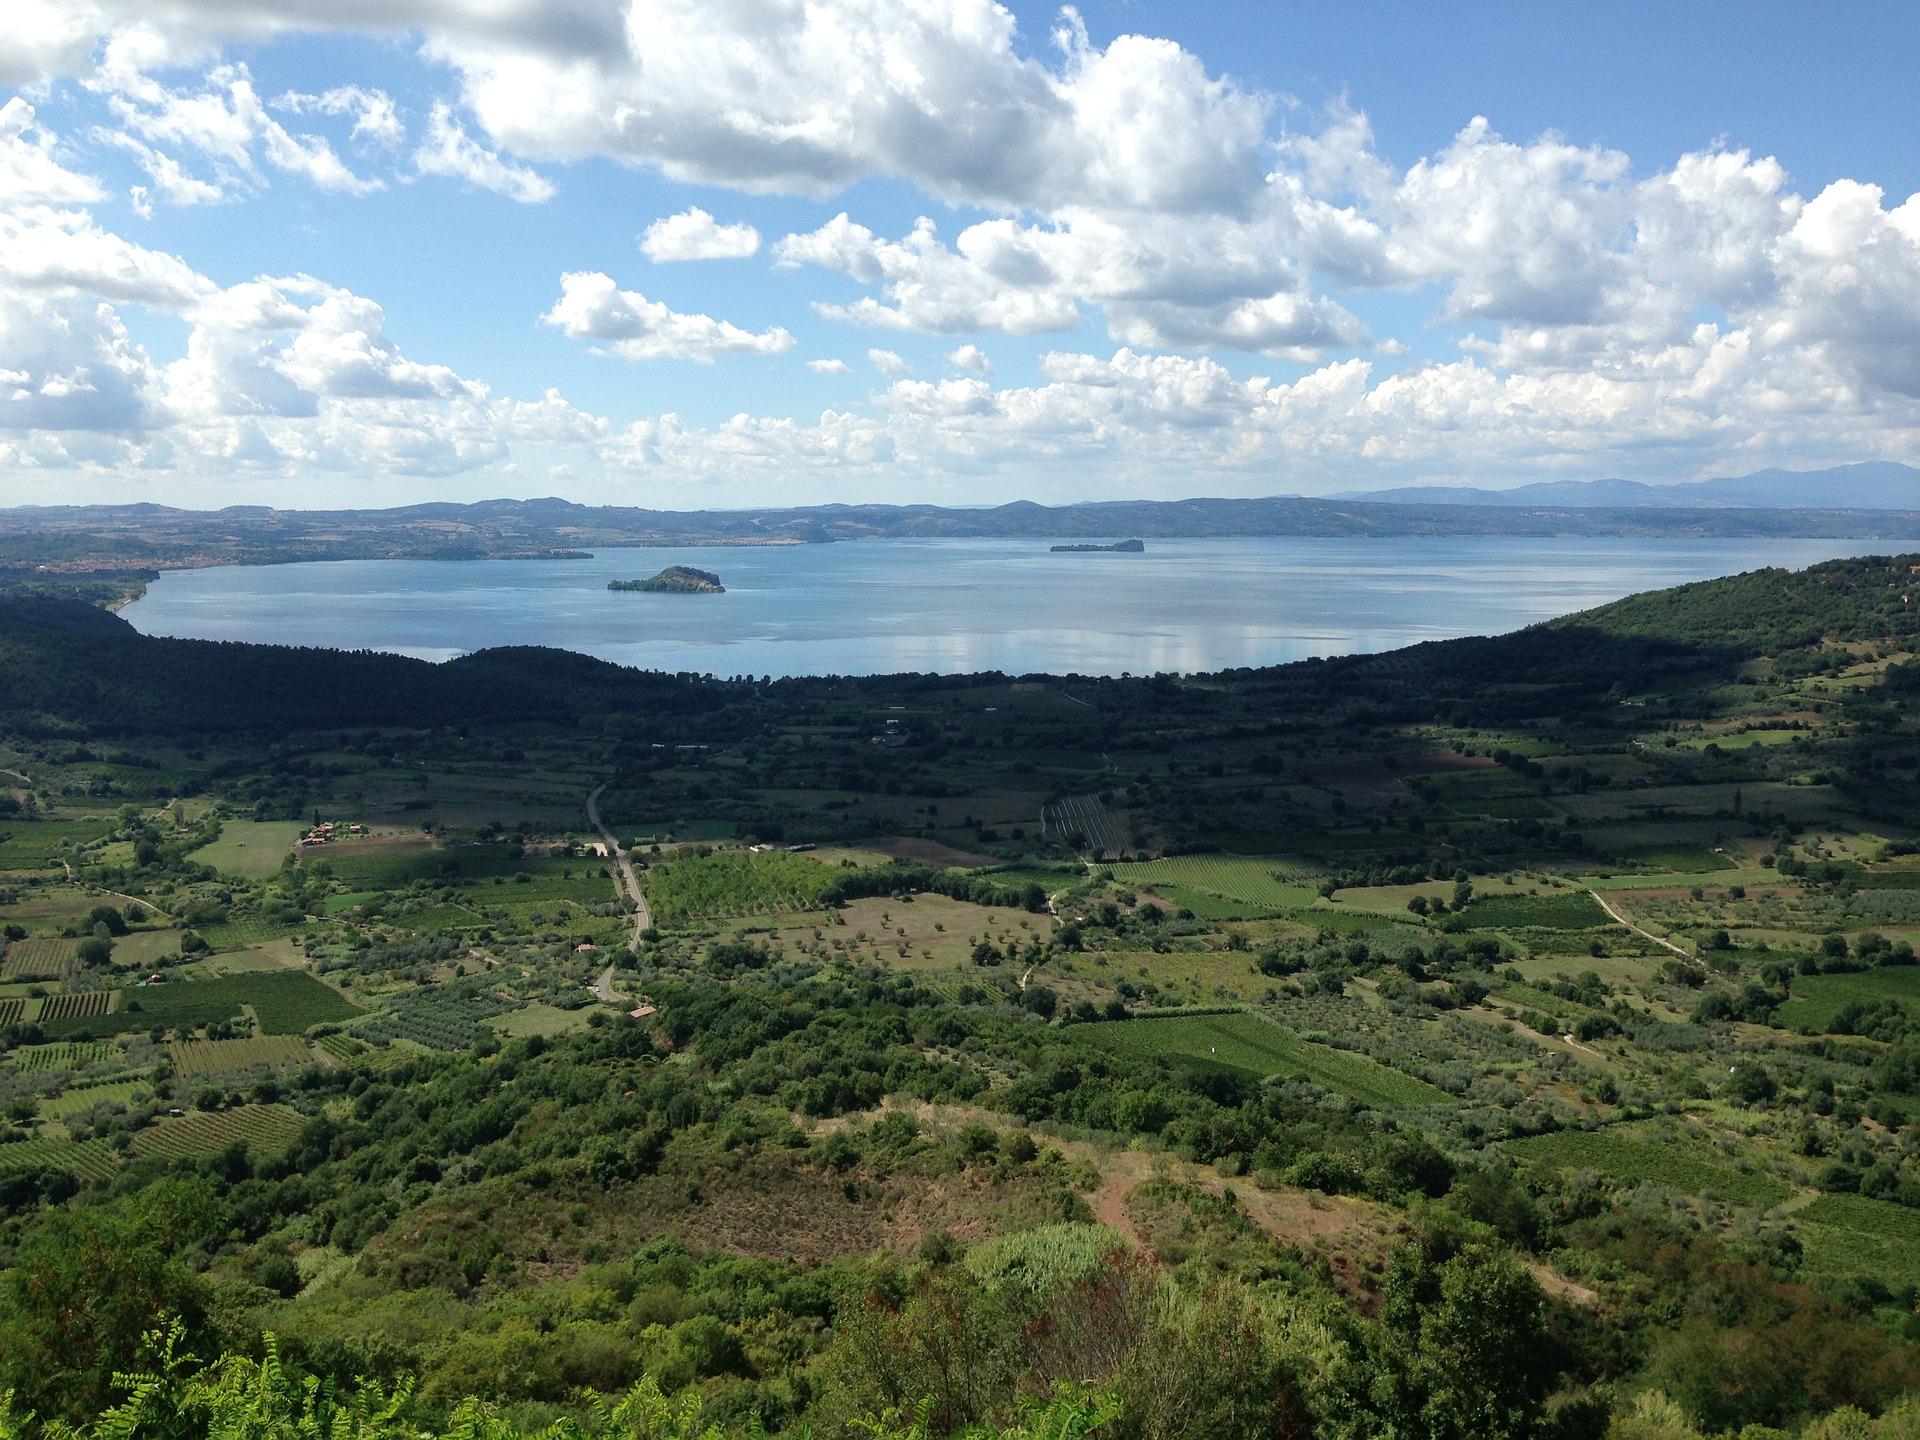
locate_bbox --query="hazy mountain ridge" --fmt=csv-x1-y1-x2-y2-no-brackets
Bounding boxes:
1334,461,1920,510
6,469,1920,576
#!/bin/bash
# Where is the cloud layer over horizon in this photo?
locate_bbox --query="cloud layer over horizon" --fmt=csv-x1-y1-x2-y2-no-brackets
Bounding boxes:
0,2,1916,508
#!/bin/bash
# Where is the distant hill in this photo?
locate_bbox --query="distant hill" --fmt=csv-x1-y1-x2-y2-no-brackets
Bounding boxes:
6,470,1920,580
1336,461,1920,511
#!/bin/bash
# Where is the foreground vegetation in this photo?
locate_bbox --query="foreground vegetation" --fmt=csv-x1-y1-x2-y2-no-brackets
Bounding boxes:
3,555,1920,1437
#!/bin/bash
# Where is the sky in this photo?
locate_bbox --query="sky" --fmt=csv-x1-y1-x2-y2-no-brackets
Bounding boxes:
1,1,1917,511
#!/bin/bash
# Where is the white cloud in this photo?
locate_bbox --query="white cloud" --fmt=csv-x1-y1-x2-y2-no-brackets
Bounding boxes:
92,59,383,199
413,101,553,202
541,271,794,362
1381,116,1634,325
947,344,992,377
776,213,1079,334
274,85,405,150
806,357,850,374
429,0,1272,218
2,2,1918,498
0,206,213,307
775,207,1368,356
0,292,160,434
639,206,760,261
1769,181,1920,398
92,129,227,213
0,100,105,207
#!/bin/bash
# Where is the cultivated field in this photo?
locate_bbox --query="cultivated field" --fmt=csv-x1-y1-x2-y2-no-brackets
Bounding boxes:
188,820,309,879
128,1104,307,1160
1076,1010,1454,1109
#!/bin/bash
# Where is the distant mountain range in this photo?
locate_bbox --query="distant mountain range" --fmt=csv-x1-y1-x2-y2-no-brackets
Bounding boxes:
1334,461,1920,510
5,464,1920,577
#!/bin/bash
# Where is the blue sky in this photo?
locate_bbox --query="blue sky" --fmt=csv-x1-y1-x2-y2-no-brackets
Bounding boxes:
1,1,1916,508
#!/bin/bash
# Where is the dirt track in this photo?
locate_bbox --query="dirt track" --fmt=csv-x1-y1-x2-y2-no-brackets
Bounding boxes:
586,784,652,951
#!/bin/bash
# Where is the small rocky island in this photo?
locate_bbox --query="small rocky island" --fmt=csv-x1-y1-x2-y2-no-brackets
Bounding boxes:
608,565,725,594
1049,538,1145,553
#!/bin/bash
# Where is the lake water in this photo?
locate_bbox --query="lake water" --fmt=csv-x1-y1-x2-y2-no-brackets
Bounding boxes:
122,537,1879,678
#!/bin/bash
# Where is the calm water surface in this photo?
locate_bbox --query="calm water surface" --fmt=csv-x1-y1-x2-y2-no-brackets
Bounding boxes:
123,537,1877,678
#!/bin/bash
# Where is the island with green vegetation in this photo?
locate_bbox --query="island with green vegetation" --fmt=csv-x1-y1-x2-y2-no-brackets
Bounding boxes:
608,565,724,594
3,555,1920,1439
1050,538,1146,553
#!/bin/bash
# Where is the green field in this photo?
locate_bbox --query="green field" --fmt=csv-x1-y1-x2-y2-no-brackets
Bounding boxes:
0,1136,118,1180
169,1035,315,1077
38,1080,150,1119
40,971,359,1038
1794,1193,1920,1286
1110,856,1320,913
1614,844,1738,872
645,848,838,925
1507,1130,1792,1207
309,841,579,889
198,917,305,951
1076,1010,1454,1108
1147,884,1268,920
1775,966,1920,1031
0,936,81,979
359,983,516,1051
188,820,308,879
1461,891,1611,930
128,1104,307,1161
14,1041,115,1072
0,818,115,869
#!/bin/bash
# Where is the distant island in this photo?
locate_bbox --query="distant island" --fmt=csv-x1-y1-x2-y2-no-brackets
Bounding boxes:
1050,538,1145,553
608,566,724,594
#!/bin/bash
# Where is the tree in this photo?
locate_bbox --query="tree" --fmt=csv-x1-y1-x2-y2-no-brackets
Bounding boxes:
0,1185,218,1422
1378,1244,1557,1440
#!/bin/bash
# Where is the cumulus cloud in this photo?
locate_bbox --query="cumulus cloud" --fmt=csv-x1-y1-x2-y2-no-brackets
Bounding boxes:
0,206,213,307
947,344,992,377
0,292,161,434
776,213,1080,334
806,357,851,374
640,206,760,261
413,101,553,202
541,271,795,362
3,0,1918,496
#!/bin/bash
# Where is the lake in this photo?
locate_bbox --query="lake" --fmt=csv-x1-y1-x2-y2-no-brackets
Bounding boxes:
121,537,1879,678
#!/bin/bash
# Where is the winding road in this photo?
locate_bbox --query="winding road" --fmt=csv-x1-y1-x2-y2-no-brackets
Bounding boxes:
586,783,652,952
